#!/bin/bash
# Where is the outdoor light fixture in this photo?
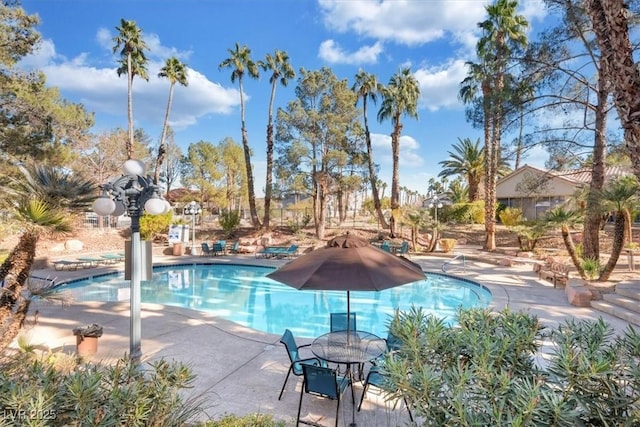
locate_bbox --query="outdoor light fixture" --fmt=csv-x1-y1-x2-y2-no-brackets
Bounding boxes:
183,200,201,255
92,159,168,363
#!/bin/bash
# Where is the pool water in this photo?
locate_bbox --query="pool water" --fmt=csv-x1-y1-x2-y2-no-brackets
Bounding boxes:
58,264,492,338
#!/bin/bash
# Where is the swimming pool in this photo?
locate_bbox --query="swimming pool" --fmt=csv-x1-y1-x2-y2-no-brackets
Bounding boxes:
57,263,492,338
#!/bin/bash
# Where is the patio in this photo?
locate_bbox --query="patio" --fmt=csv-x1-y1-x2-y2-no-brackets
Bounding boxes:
20,252,635,426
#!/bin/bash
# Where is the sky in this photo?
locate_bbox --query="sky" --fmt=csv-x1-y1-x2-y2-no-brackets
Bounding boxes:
19,0,553,197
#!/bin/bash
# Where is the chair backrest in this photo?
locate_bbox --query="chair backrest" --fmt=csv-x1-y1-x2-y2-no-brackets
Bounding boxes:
399,241,409,253
386,331,402,351
302,364,339,399
381,241,391,252
201,242,210,252
217,240,226,247
287,244,298,252
280,329,300,363
231,241,240,251
330,312,356,332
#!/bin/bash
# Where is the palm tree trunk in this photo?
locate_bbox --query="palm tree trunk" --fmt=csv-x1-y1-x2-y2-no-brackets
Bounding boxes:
154,83,175,184
390,116,402,238
598,212,626,281
363,99,388,230
239,78,261,229
561,226,587,280
262,80,278,231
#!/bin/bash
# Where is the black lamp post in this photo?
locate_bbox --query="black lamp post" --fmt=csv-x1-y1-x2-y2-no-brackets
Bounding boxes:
92,159,168,363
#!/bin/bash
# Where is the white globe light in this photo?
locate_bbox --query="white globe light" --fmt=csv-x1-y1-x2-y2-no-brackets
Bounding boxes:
93,197,116,216
162,200,172,214
144,198,166,215
112,201,126,217
124,159,145,177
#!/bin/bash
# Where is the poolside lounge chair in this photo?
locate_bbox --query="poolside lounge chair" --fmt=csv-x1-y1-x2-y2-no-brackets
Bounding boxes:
255,246,287,258
77,256,105,267
297,364,352,427
278,329,327,400
276,245,299,259
52,260,85,271
100,253,124,263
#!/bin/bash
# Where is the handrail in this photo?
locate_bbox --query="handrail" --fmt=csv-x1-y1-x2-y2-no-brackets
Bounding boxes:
442,252,466,273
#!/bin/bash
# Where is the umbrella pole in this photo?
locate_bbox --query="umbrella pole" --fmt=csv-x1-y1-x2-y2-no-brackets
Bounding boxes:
346,290,351,344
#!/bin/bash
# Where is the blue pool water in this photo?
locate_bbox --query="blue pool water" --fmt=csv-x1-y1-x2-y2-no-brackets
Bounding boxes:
57,264,492,338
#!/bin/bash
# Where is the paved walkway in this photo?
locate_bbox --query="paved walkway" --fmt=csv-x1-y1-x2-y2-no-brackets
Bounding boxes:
19,249,637,426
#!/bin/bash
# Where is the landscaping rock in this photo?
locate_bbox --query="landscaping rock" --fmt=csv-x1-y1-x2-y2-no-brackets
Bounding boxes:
566,285,593,307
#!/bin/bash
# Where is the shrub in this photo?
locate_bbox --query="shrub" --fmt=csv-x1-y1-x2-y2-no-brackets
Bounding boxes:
385,307,640,426
438,238,456,253
0,353,206,426
201,414,287,427
512,221,549,251
140,211,173,241
581,257,602,280
499,207,523,226
444,201,485,224
218,211,240,237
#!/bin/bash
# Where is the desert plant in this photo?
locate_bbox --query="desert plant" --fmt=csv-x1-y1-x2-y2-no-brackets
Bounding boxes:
512,221,549,251
384,307,640,426
581,257,602,281
0,352,207,426
499,206,523,226
218,210,240,237
201,414,287,427
140,210,173,241
438,238,456,253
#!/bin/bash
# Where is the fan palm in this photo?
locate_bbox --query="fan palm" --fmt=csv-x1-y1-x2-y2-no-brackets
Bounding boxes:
219,42,261,228
353,69,388,230
598,177,640,281
545,206,586,280
155,57,188,184
0,164,97,350
258,49,294,230
112,19,149,159
377,67,420,237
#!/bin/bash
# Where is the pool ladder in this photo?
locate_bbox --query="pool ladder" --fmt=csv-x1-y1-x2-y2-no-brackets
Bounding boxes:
442,252,466,273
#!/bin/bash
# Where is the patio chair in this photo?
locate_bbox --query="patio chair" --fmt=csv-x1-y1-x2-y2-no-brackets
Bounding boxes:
200,242,214,256
211,240,226,256
297,364,352,427
330,312,357,332
380,241,391,253
357,366,413,422
228,240,240,254
396,241,410,257
279,329,327,400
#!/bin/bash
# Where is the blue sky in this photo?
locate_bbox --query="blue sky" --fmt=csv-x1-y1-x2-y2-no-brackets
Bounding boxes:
20,0,552,196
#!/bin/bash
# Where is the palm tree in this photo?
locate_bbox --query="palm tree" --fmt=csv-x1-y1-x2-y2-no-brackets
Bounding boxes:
438,138,485,202
377,67,420,237
0,164,96,350
258,49,294,231
598,177,640,281
459,0,527,251
545,206,587,280
353,69,389,230
155,57,188,185
219,43,261,228
585,0,640,184
112,19,149,160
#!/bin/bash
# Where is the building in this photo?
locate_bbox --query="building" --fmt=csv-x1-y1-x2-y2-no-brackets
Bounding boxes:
496,164,632,220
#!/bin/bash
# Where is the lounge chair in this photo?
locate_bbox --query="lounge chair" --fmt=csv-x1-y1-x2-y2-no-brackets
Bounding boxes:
100,253,124,263
278,329,327,400
297,364,352,427
52,260,85,271
77,256,105,267
255,246,287,258
276,244,299,259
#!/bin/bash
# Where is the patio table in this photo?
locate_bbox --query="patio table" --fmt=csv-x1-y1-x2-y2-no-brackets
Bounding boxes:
311,330,386,427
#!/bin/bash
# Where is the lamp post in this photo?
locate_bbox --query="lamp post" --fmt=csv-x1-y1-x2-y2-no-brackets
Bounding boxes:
92,159,167,363
183,201,201,255
426,191,445,251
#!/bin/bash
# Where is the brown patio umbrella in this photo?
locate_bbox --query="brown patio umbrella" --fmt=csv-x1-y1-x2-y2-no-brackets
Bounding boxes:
266,232,426,334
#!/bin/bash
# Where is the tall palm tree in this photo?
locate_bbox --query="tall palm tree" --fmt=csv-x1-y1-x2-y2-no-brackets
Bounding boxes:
545,206,587,280
0,164,96,350
585,0,640,184
112,19,149,160
258,49,294,230
219,43,261,228
459,0,527,251
155,57,188,185
377,67,420,237
438,138,485,202
353,69,389,230
598,177,640,281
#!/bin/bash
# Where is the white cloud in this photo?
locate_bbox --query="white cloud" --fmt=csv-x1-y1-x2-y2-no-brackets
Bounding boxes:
413,60,468,112
318,39,383,65
371,133,423,168
318,0,487,46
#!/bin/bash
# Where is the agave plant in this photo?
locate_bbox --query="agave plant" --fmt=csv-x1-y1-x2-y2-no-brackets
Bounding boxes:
0,164,96,350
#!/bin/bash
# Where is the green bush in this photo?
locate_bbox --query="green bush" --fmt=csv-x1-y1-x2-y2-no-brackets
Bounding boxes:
384,307,640,426
581,257,602,280
499,207,523,226
444,201,484,224
438,238,456,253
218,211,240,237
0,353,206,426
140,211,173,240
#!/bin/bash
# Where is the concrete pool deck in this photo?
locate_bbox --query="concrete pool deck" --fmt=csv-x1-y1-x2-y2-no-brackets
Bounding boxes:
19,249,637,426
